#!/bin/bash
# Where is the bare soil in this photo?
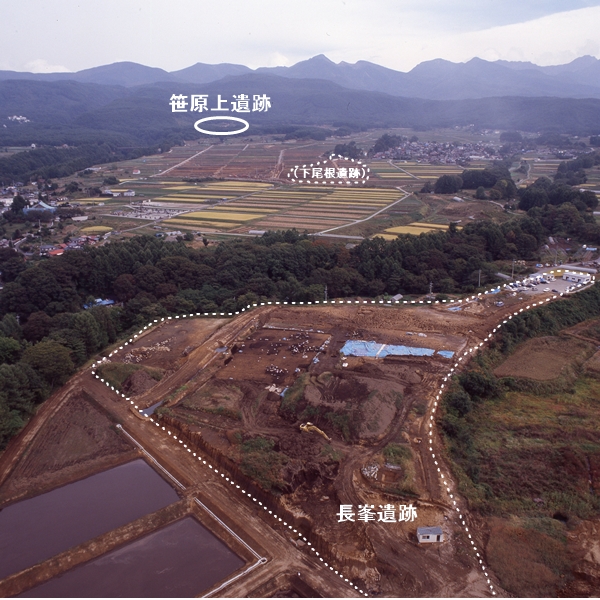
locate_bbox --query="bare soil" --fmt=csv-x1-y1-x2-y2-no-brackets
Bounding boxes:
0,391,135,504
141,304,498,596
1,299,538,597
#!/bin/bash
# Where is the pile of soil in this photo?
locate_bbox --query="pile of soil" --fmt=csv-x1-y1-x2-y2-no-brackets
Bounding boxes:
122,370,161,396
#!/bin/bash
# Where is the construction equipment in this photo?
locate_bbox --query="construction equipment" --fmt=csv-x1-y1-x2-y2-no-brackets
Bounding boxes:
300,422,330,441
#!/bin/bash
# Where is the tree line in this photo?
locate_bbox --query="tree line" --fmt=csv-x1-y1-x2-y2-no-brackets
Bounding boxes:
0,142,169,185
1,195,600,451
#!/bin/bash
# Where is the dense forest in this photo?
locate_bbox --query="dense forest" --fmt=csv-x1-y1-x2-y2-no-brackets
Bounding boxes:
0,143,168,185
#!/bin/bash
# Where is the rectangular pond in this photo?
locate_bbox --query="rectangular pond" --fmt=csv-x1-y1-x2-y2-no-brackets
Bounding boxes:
0,458,179,579
21,516,245,597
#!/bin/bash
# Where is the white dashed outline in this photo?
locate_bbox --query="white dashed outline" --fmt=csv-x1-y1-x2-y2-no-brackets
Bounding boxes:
91,271,594,597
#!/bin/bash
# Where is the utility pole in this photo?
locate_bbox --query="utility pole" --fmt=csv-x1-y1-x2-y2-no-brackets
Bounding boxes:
324,285,328,302
511,259,515,279
478,269,481,288
429,281,433,295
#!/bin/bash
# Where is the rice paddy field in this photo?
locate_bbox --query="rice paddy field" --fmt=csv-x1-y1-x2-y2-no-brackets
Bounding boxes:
369,161,418,182
394,162,466,180
376,222,457,240
58,129,518,239
525,157,562,181
160,185,407,233
579,166,600,192
150,181,273,203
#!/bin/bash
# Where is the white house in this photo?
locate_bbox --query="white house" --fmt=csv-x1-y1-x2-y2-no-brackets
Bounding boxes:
417,526,444,543
123,190,136,197
562,272,591,284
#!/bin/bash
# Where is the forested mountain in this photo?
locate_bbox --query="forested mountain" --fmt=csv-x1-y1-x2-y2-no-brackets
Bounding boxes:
2,76,600,153
2,55,600,100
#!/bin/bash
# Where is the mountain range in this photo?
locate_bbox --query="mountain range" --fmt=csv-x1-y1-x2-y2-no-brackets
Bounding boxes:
2,54,600,151
1,54,600,100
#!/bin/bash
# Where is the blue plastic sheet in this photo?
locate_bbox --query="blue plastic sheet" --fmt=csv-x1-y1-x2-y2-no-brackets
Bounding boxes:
340,340,454,359
340,340,435,358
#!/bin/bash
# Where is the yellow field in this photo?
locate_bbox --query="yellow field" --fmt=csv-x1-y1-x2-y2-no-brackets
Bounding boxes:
407,222,449,230
164,219,241,229
201,182,272,190
176,211,263,222
153,196,233,202
382,221,462,237
383,226,443,235
309,200,388,206
81,226,113,233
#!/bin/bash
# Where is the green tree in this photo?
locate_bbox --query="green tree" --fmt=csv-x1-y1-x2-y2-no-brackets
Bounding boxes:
22,311,53,342
434,175,463,194
72,311,103,356
64,181,80,194
10,195,27,214
21,341,74,386
0,336,21,363
332,141,362,159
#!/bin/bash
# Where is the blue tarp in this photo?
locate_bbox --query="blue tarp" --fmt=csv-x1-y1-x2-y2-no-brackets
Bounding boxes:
340,340,435,358
83,298,115,309
340,340,454,359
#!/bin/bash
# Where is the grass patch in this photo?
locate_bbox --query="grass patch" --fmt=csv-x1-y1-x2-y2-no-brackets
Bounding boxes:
383,442,412,465
96,363,164,391
381,443,419,497
239,436,288,492
200,406,242,420
320,443,344,462
487,517,571,597
279,373,310,420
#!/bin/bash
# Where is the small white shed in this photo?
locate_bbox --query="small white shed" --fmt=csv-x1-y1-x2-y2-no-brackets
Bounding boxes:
417,526,444,543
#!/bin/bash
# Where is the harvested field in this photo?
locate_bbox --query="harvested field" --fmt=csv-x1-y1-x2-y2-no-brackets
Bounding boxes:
493,336,593,381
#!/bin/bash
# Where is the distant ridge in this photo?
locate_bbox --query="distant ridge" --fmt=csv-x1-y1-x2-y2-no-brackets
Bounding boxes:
1,55,600,100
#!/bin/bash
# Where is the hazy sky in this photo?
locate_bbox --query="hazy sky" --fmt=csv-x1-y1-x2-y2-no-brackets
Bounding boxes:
2,0,600,73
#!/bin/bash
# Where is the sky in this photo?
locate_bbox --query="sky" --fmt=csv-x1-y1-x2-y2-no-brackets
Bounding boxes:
2,0,600,73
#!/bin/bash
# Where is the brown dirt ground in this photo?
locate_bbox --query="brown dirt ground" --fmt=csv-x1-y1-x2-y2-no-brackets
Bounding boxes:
106,317,229,372
1,300,523,597
148,304,497,596
0,391,136,504
493,336,594,381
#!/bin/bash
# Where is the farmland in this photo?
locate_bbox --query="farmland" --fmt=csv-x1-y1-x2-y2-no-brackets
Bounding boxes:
154,185,409,234
44,127,546,242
